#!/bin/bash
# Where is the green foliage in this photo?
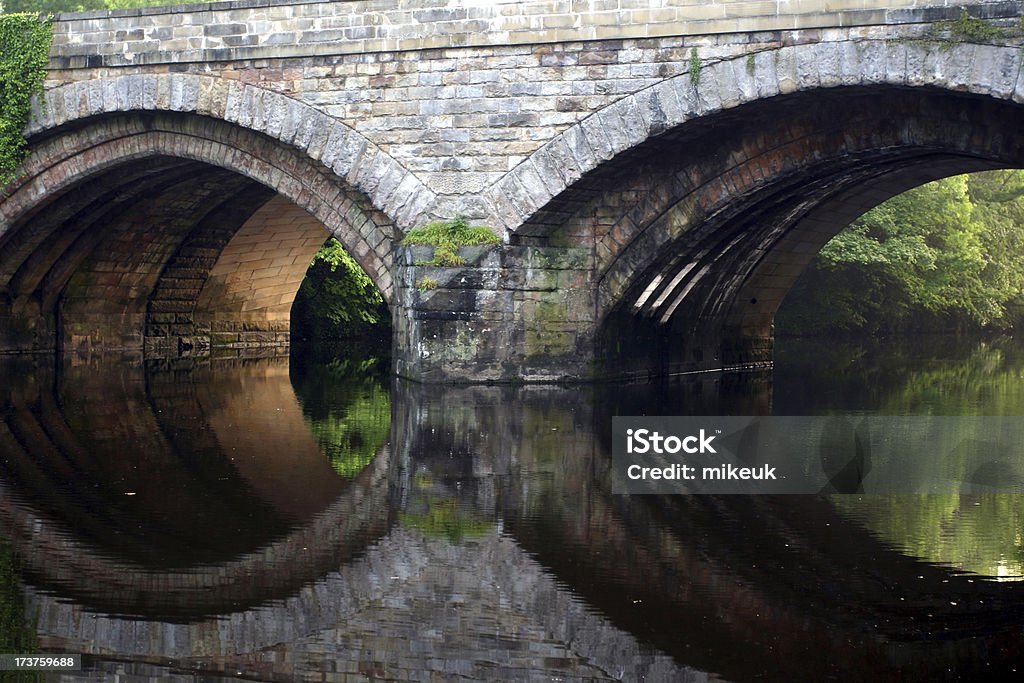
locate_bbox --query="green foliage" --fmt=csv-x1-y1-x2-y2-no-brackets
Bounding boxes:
689,47,701,86
292,353,390,480
400,474,493,544
401,215,499,267
779,335,1024,578
3,0,204,12
933,9,1005,43
291,238,389,341
775,335,1024,416
415,277,437,292
834,493,1024,579
0,13,52,188
400,499,492,544
4,0,102,11
778,171,1024,336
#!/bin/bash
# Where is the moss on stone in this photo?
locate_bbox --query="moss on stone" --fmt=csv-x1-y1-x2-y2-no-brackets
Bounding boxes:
928,9,1004,44
415,276,438,292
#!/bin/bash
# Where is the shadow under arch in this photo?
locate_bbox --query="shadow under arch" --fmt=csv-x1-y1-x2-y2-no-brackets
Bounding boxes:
580,86,1020,376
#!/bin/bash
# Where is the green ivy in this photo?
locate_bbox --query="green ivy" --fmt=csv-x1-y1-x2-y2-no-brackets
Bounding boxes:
0,13,53,188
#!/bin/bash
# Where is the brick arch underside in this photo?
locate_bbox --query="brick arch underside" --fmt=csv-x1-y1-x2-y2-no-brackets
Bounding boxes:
538,88,1024,376
0,113,394,355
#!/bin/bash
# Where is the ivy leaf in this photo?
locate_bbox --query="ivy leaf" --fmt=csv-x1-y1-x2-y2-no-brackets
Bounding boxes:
0,13,52,188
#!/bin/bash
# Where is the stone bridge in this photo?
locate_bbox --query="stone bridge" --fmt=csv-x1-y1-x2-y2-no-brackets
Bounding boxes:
2,0,1023,381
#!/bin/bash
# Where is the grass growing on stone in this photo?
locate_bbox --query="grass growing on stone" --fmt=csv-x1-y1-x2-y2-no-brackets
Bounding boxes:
928,9,1004,44
689,48,701,86
401,215,499,266
415,277,438,292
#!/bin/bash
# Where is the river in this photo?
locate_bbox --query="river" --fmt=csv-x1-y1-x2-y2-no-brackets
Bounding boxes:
1,334,1023,681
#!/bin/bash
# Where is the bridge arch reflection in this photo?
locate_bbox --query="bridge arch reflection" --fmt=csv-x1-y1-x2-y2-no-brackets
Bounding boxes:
0,354,394,619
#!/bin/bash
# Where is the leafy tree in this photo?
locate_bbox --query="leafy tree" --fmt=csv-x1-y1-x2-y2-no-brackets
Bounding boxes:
291,238,389,341
778,171,1024,336
969,171,1024,328
291,352,390,480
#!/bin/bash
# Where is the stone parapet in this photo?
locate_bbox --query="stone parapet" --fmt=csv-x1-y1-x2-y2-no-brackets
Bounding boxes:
49,0,1017,67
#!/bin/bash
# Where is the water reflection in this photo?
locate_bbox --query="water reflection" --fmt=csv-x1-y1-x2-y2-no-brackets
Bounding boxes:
0,353,392,620
0,338,1021,680
777,336,1024,580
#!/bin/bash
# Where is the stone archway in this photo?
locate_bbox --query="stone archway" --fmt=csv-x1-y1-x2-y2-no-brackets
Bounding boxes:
484,40,1024,377
1,109,402,353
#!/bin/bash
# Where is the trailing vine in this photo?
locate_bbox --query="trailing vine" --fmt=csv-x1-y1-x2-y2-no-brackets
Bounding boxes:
0,13,53,187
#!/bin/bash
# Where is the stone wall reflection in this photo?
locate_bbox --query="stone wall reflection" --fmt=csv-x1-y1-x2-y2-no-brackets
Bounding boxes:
392,376,1024,682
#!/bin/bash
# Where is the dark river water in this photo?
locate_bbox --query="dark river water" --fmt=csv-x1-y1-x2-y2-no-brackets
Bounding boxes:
2,335,1024,681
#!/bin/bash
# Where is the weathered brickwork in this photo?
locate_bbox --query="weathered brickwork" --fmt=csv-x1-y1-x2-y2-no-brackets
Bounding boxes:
41,1,1022,213
1,0,1023,379
1,113,395,354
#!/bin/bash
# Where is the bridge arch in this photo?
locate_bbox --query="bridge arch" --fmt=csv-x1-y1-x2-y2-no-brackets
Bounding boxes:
487,40,1024,374
21,73,435,231
0,74,434,353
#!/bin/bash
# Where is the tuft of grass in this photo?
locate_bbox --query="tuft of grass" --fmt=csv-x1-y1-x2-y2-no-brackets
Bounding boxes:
401,215,499,266
689,48,701,86
416,277,438,292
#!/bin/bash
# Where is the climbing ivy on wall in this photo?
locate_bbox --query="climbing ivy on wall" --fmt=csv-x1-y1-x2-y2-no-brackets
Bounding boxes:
0,13,52,187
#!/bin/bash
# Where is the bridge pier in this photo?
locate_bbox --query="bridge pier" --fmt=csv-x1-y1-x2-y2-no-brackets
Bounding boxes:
393,243,772,383
393,243,599,382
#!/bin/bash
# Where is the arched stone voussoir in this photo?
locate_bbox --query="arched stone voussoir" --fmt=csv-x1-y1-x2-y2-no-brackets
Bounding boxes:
496,39,1023,237
26,73,436,232
5,113,397,303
